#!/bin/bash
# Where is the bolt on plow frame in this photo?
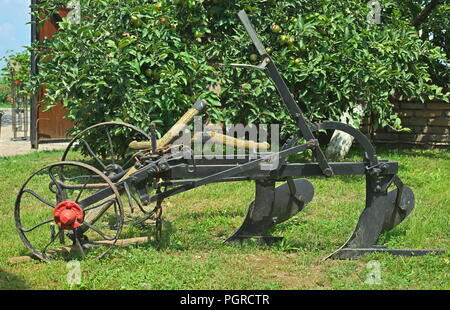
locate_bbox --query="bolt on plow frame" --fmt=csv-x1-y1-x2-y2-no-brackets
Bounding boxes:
14,11,445,262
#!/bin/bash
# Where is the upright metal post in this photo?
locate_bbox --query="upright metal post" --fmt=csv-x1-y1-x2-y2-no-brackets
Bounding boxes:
11,73,17,140
0,111,3,138
30,0,38,148
24,92,29,138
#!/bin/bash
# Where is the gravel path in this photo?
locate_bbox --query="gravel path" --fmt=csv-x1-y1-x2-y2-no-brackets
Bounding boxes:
0,108,68,157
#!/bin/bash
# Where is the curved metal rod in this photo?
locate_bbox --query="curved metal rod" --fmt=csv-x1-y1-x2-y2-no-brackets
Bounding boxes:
75,235,86,258
121,154,138,171
284,121,379,166
82,222,115,241
312,122,378,165
82,198,116,213
21,218,54,233
55,180,110,191
76,175,93,202
79,138,107,169
22,189,55,208
130,188,150,215
62,174,102,182
105,128,116,165
42,229,62,255
48,165,67,201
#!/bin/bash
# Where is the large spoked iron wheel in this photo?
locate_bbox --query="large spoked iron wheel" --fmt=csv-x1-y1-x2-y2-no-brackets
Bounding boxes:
62,122,152,180
62,122,164,238
15,161,124,262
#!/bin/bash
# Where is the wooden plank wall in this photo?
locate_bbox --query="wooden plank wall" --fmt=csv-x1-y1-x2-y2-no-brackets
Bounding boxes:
362,98,450,148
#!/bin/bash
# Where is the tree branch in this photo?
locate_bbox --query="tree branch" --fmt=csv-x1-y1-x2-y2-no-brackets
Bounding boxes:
411,0,442,28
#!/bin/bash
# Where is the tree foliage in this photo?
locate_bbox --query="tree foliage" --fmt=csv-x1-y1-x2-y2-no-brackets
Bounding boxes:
28,0,449,140
398,0,449,91
1,50,31,100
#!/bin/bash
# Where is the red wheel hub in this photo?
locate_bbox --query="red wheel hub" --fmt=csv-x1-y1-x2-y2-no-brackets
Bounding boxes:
54,201,84,230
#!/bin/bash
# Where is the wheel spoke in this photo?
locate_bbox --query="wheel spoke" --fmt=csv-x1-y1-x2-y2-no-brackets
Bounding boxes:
82,221,115,241
82,198,116,212
48,166,67,201
76,175,93,203
75,235,86,258
22,189,55,208
130,189,150,215
63,174,102,182
122,155,135,170
21,218,54,233
59,228,65,245
124,182,135,213
105,128,116,165
79,138,107,169
42,229,62,255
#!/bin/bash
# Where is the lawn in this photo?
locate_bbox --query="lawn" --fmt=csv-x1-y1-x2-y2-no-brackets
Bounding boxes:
0,148,448,290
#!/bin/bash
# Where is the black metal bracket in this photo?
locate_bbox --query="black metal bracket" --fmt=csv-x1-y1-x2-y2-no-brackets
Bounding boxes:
231,57,270,71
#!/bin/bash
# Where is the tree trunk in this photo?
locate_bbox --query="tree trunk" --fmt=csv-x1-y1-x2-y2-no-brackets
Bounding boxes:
325,104,365,160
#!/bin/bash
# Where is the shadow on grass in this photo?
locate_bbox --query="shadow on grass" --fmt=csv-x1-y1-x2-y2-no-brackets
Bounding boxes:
177,209,245,221
377,227,407,245
123,219,186,251
372,144,450,161
0,269,29,290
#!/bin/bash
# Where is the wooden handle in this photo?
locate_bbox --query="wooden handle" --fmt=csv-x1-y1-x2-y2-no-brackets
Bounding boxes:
157,107,201,149
205,131,270,150
129,99,207,150
128,141,152,149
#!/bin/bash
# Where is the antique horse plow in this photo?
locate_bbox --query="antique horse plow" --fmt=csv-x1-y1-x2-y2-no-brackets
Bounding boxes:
14,11,444,262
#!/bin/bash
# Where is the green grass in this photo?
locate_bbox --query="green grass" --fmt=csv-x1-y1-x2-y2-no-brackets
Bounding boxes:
0,148,448,290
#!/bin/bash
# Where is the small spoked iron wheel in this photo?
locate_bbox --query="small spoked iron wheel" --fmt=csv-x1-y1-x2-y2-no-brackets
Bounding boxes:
15,161,124,262
61,122,153,180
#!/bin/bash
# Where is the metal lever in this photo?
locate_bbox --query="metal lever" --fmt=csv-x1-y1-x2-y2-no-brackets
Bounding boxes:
238,10,267,55
149,123,157,154
231,57,270,71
